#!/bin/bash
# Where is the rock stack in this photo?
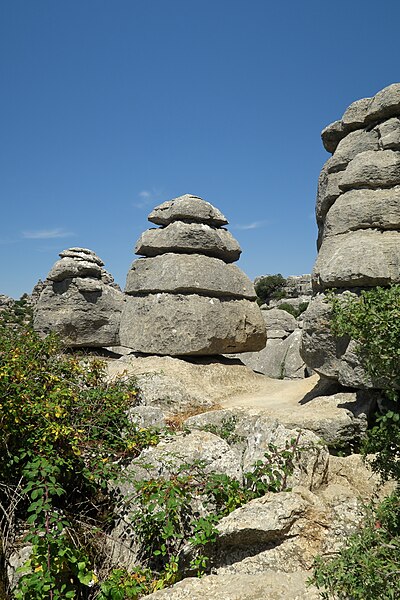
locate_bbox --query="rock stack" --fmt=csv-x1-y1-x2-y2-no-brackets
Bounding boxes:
119,194,267,355
34,247,124,347
301,83,400,387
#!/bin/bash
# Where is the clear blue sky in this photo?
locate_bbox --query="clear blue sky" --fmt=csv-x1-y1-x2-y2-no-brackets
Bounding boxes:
1,0,399,298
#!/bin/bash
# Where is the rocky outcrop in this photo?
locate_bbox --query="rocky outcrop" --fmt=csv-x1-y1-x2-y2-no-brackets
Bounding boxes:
33,247,124,347
302,83,400,387
119,194,266,355
235,308,308,379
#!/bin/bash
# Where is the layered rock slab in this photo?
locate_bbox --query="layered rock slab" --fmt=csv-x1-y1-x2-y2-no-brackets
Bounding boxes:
302,83,400,387
34,248,124,347
120,293,266,355
120,194,266,355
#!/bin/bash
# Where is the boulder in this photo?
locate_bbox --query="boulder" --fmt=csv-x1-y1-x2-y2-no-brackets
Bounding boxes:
33,248,124,347
378,117,400,150
339,149,400,191
135,221,241,263
313,230,400,289
323,187,400,238
148,193,228,226
125,253,256,299
120,293,266,355
321,119,345,153
366,82,400,123
326,128,379,173
342,96,371,130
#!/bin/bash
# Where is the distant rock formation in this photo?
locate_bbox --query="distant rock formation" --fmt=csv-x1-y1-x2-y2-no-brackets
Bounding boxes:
34,248,124,347
301,83,400,387
119,194,267,355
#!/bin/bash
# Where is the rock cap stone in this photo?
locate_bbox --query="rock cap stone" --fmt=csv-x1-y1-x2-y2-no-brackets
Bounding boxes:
148,194,228,226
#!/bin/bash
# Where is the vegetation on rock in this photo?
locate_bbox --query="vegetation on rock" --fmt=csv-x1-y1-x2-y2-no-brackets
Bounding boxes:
254,274,286,305
311,284,400,599
0,317,302,598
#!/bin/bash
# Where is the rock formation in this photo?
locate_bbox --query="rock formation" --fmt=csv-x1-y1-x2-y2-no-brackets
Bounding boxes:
301,83,400,387
119,194,267,355
33,247,124,347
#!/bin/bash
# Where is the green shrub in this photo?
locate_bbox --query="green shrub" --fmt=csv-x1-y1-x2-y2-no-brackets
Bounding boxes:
310,285,400,599
277,301,309,319
254,274,286,305
0,324,158,598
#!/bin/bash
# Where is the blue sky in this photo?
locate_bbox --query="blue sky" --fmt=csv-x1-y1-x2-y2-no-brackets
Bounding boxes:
1,0,399,298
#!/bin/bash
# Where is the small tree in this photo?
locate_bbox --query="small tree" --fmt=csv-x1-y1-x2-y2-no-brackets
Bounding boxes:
254,274,286,305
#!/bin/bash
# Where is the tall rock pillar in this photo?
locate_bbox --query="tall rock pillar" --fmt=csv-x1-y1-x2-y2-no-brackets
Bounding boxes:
301,84,400,387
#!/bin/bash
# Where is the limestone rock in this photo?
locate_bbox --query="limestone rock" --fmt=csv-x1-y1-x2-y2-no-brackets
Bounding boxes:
125,253,256,299
47,257,102,281
141,571,319,600
316,164,344,225
122,194,265,356
135,221,242,263
323,187,400,238
378,117,400,150
339,149,400,191
58,247,104,265
321,119,345,153
34,278,123,347
239,330,307,379
366,82,400,123
262,307,297,338
34,248,124,347
326,129,379,173
313,230,400,289
120,294,266,355
148,193,228,226
342,96,371,130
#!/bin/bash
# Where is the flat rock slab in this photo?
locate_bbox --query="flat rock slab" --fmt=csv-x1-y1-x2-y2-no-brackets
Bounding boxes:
148,194,228,226
313,229,400,289
119,293,266,355
106,356,372,445
125,253,256,299
135,221,241,263
141,571,319,600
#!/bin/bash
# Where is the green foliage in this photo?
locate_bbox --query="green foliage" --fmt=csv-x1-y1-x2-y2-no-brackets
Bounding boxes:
129,436,301,579
254,274,286,305
276,301,309,319
328,285,400,389
98,568,155,600
0,294,33,327
199,416,244,445
0,324,158,598
0,323,304,598
311,491,400,600
311,285,400,599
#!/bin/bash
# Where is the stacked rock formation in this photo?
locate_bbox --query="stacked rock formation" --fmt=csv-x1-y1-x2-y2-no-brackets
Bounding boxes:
34,247,124,347
119,194,267,355
301,83,400,387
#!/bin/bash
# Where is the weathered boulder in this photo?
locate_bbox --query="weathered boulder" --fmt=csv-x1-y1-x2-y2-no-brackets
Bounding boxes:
125,253,256,299
302,84,400,387
313,230,400,289
148,193,228,226
33,248,124,347
135,221,241,263
323,187,400,238
339,149,400,191
120,293,266,355
120,194,266,355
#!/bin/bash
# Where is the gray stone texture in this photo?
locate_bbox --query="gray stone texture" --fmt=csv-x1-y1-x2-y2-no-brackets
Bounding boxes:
148,193,228,226
120,293,266,355
302,84,400,388
339,149,400,191
125,253,256,299
313,230,400,289
33,248,124,347
135,221,241,263
120,194,266,356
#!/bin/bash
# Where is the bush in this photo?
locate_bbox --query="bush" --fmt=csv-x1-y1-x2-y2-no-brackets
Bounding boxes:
277,301,309,319
310,285,400,599
254,274,286,305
